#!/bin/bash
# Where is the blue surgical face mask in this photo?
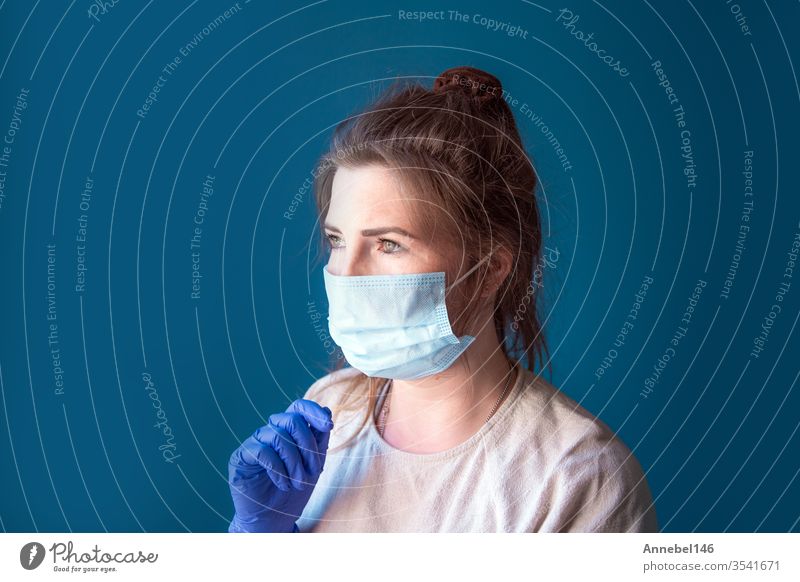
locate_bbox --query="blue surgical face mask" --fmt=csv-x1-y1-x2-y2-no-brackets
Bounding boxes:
323,253,493,380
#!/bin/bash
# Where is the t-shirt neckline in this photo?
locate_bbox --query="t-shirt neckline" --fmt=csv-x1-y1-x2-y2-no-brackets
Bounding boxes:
366,361,528,462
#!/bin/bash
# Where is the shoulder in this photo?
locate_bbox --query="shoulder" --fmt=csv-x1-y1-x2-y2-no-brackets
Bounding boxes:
509,371,621,456
301,367,368,438
512,371,658,532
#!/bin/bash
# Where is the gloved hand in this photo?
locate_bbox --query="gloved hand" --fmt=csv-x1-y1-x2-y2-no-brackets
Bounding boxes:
227,398,334,533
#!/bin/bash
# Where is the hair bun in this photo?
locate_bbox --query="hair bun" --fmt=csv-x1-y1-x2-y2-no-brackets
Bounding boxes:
433,66,502,103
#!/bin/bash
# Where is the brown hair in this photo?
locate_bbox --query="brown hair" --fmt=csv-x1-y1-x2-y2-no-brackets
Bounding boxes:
311,66,552,452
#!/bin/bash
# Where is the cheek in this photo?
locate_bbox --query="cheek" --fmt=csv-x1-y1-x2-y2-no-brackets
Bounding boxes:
445,282,478,331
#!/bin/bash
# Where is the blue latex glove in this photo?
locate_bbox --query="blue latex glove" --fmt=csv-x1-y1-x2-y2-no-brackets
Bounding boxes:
227,399,334,533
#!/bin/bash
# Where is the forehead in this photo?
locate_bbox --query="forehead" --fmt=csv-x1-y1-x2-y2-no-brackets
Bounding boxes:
328,164,416,224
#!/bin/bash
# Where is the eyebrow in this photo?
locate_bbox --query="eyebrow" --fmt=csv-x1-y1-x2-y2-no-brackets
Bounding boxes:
323,223,417,240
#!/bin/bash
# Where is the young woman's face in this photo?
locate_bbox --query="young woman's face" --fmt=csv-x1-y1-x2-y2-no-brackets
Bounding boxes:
323,164,460,277
323,163,497,337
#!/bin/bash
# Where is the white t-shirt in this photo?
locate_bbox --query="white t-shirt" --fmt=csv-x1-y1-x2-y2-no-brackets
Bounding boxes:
296,363,659,533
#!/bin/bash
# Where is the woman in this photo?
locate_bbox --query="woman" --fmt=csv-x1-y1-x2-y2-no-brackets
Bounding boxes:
227,66,658,533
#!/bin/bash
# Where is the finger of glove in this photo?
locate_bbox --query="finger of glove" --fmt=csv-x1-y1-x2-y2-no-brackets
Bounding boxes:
255,424,307,491
285,399,333,433
314,424,332,464
233,435,291,492
268,412,321,475
285,399,334,452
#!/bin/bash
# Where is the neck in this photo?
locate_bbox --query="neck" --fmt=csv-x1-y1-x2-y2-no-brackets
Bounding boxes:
380,321,517,453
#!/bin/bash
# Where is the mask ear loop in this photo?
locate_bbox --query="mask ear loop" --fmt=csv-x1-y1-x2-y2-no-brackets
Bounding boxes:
449,247,496,289
445,248,498,380
443,247,497,329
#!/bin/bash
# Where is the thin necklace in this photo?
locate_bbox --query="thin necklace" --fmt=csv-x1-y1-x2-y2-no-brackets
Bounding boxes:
377,365,517,438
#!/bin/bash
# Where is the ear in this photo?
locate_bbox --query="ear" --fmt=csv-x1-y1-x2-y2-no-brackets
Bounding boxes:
481,246,513,300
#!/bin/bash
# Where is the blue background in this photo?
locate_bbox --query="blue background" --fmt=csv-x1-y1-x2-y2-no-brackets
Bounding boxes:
1,0,798,532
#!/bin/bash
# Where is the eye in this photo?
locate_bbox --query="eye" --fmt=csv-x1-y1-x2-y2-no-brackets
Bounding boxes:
325,232,344,249
378,238,403,254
